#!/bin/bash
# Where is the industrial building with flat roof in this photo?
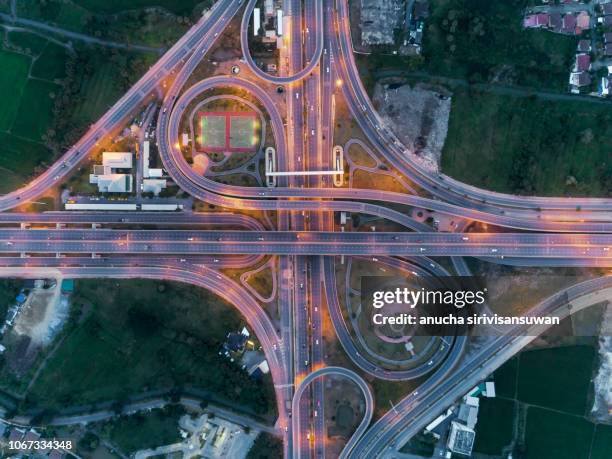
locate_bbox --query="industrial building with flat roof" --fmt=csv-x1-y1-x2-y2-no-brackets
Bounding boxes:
89,152,134,193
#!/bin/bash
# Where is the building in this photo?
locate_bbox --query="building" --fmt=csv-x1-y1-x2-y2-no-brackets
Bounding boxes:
600,75,612,96
253,7,261,36
142,179,167,195
523,13,549,28
143,141,164,178
264,0,273,17
447,421,475,456
92,174,132,193
89,152,133,193
548,12,562,31
598,15,612,26
61,279,74,293
569,71,591,88
577,39,591,52
576,11,590,30
575,53,590,72
562,13,577,33
605,43,612,56
102,152,132,169
277,9,283,35
602,2,612,15
604,32,612,44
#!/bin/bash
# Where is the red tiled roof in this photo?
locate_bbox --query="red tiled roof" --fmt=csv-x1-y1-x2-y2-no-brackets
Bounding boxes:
575,53,591,71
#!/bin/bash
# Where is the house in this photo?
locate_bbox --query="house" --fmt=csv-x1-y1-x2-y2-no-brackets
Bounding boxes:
569,71,591,87
562,13,577,33
15,292,27,304
598,15,612,26
577,39,591,52
548,12,562,31
576,11,590,30
575,53,591,72
524,13,549,28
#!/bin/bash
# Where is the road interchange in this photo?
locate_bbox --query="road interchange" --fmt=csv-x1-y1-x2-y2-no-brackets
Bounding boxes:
0,0,609,457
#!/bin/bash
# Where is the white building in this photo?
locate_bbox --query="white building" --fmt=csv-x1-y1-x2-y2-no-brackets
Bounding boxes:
102,152,132,169
92,174,133,193
253,7,261,36
142,179,167,195
447,421,476,456
277,9,283,35
89,152,133,193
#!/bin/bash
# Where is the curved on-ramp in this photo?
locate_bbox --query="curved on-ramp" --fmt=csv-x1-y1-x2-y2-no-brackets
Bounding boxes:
240,0,324,83
291,366,373,459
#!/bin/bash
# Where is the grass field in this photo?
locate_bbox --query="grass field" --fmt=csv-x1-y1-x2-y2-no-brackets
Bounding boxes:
0,49,31,131
31,43,68,80
525,407,593,459
7,32,49,56
106,406,184,454
591,424,612,459
483,345,612,458
493,356,518,398
441,89,612,197
11,79,57,141
473,397,514,455
516,345,595,415
25,280,276,416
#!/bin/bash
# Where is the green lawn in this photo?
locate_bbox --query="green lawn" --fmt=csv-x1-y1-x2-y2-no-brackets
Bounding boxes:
31,43,69,80
473,397,514,455
0,49,30,131
493,357,518,398
441,89,612,197
524,407,593,459
106,406,184,454
12,79,58,141
25,280,276,416
516,345,595,415
7,32,50,56
591,424,612,459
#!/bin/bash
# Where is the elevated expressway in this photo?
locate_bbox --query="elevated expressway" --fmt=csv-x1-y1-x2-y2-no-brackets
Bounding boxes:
0,0,609,457
1,229,611,261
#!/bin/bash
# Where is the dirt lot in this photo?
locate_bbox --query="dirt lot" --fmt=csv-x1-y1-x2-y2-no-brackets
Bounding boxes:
13,282,65,347
372,80,451,172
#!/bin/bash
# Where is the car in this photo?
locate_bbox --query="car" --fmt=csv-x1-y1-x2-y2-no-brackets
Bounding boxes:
462,236,469,241
187,237,194,241
311,129,315,135
491,248,498,253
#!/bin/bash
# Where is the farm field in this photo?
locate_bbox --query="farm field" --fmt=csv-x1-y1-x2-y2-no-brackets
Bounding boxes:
476,345,612,458
441,89,612,197
25,280,276,417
